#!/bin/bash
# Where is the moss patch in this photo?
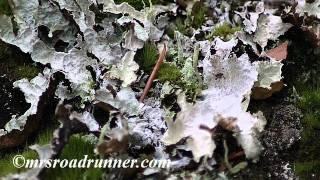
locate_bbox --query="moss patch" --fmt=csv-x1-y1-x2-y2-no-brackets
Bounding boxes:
45,135,103,180
0,128,53,177
295,161,320,177
0,149,38,177
157,63,182,83
0,41,40,80
0,131,102,179
166,1,210,37
135,41,158,73
13,65,40,80
0,0,12,16
282,28,320,178
297,88,320,112
209,22,241,40
191,1,208,29
157,62,200,100
166,18,191,38
294,86,320,177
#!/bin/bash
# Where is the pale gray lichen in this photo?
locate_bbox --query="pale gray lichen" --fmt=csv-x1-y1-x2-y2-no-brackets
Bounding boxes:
128,105,166,147
108,51,140,87
70,111,100,132
253,59,283,89
0,0,301,178
236,2,265,34
0,68,52,135
163,38,264,162
295,0,320,19
95,86,141,116
236,2,292,51
253,14,292,50
0,0,166,139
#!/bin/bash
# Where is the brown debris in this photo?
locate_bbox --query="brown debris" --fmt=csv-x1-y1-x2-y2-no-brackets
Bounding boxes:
96,129,129,155
266,42,289,61
216,115,240,132
97,114,129,155
252,81,284,100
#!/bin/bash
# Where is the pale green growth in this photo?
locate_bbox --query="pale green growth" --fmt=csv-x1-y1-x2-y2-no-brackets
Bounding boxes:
181,57,196,84
175,31,184,65
161,35,202,100
191,43,202,89
160,81,175,99
181,43,202,100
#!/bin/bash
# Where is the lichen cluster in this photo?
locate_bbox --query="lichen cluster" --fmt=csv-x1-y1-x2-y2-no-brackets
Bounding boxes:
0,0,319,179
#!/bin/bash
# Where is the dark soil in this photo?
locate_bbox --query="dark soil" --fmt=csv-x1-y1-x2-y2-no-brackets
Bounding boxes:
0,76,30,128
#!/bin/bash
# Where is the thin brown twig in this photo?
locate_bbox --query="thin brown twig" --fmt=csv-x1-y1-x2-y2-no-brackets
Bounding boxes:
228,150,245,161
139,44,167,102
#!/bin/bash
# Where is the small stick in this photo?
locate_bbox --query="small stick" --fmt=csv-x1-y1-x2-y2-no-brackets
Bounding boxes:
139,44,167,102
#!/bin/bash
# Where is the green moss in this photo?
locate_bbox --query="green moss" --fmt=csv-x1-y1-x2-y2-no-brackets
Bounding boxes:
45,135,103,180
0,131,102,179
157,62,201,100
0,129,53,177
37,129,54,145
157,63,182,83
174,18,184,31
303,112,320,129
297,88,320,111
166,18,191,38
166,1,209,37
0,149,38,177
191,2,208,29
0,41,41,80
297,87,320,130
0,0,12,15
166,1,208,37
135,41,158,73
175,18,189,35
294,161,320,177
13,65,40,80
209,22,241,40
295,86,320,178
